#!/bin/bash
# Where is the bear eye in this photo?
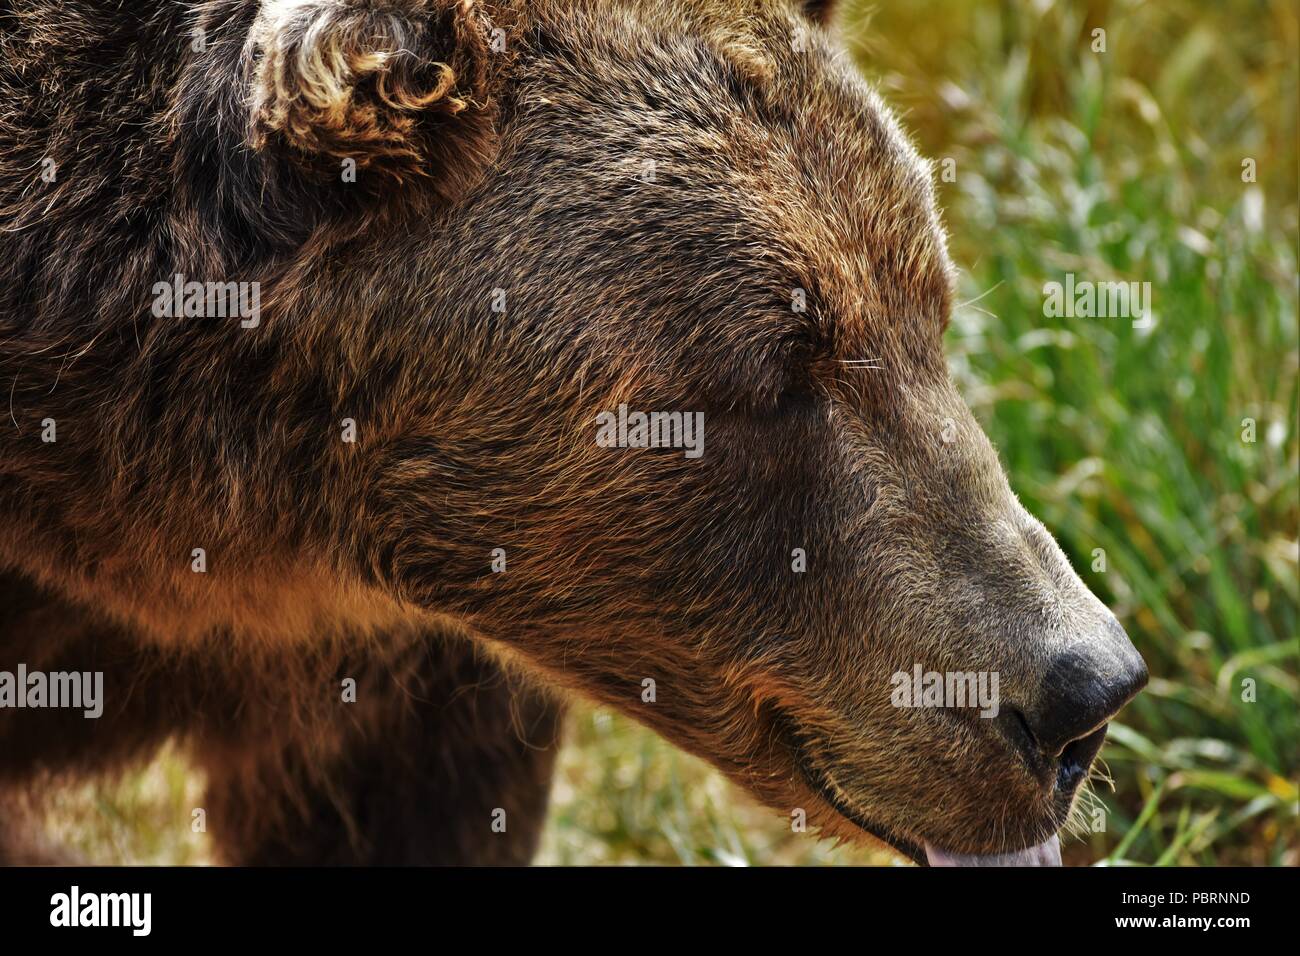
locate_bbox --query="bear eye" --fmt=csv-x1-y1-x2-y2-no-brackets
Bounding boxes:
733,336,821,419
698,295,828,418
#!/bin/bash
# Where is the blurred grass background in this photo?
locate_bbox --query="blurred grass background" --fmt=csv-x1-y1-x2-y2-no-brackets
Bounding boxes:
41,0,1297,865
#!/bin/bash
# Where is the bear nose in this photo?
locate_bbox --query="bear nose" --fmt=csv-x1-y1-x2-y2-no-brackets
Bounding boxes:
1019,617,1148,763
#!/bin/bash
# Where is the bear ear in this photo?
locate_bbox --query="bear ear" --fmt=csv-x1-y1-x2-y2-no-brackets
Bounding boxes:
247,0,500,199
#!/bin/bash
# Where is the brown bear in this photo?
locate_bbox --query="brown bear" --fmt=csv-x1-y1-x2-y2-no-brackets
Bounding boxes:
0,0,1147,865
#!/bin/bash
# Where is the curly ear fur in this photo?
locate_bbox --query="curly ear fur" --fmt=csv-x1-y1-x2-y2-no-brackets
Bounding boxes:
248,0,501,195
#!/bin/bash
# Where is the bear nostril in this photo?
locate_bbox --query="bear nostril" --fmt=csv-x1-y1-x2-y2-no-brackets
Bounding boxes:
1055,724,1109,792
1000,708,1111,791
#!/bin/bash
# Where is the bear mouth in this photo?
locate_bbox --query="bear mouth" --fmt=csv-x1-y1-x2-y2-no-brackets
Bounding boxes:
796,753,930,865
771,710,928,864
774,711,1062,867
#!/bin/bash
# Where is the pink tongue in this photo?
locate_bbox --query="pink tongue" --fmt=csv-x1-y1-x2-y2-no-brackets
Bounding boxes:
924,834,1061,867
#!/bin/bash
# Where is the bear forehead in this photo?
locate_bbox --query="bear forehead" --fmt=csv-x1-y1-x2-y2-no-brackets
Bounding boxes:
511,0,956,351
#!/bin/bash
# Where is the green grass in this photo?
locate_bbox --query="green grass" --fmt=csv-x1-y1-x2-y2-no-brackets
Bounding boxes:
37,0,1298,866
